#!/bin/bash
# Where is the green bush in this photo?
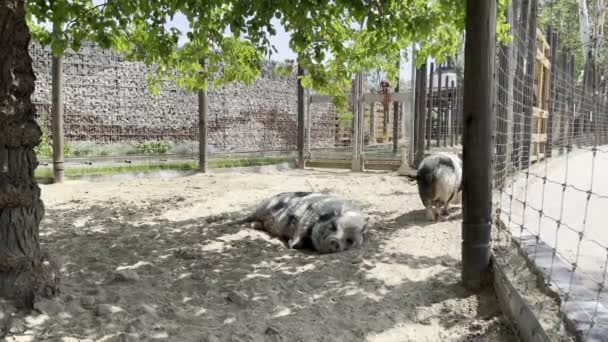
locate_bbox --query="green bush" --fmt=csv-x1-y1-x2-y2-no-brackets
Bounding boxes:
134,141,170,155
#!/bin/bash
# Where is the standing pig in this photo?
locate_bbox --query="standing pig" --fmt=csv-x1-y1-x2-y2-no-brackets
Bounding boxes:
235,192,369,254
414,152,462,221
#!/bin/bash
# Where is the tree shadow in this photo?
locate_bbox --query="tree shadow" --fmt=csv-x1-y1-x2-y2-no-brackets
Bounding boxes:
3,197,513,341
395,207,463,228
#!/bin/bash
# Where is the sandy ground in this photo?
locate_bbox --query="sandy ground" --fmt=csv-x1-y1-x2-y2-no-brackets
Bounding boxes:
3,167,516,342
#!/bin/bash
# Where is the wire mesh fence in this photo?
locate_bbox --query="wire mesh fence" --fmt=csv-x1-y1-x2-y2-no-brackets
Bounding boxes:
491,0,608,339
423,61,463,153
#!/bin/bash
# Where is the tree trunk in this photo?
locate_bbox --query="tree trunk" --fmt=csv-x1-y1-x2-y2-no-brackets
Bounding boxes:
0,0,60,308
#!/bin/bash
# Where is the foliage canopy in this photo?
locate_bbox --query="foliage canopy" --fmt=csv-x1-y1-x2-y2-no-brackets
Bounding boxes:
26,0,510,109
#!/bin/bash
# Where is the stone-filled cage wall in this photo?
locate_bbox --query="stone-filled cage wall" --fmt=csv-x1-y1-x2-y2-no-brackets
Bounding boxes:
30,42,337,160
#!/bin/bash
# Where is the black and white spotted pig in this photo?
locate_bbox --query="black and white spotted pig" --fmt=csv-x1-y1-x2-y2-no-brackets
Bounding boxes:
236,192,369,254
415,152,462,221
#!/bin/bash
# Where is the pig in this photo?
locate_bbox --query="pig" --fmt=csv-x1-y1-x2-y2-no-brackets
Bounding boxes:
235,192,369,254
413,152,462,221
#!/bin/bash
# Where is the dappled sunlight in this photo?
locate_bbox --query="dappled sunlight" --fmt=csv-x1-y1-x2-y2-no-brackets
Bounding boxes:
365,262,449,285
14,169,515,341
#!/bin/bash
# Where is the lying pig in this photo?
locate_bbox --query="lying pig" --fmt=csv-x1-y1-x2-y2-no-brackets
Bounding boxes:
235,192,369,254
413,152,462,221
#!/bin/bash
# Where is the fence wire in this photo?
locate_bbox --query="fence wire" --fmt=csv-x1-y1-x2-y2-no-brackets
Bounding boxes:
491,0,608,340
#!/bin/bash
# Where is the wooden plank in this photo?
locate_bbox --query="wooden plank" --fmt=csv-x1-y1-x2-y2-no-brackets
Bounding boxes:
532,133,547,143
533,108,549,118
536,50,551,69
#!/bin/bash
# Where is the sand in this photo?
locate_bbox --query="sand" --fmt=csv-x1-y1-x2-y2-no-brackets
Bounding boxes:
2,167,516,342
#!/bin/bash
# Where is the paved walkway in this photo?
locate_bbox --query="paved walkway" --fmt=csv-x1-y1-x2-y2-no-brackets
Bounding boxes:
497,146,608,341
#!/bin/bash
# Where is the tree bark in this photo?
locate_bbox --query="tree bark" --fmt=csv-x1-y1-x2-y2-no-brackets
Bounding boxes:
0,0,60,308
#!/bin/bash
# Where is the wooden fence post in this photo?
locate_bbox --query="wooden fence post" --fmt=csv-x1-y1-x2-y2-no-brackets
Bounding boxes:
521,0,538,168
546,28,557,158
437,63,443,147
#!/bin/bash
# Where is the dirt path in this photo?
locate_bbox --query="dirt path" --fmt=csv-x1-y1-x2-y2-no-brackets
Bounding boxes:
3,168,516,341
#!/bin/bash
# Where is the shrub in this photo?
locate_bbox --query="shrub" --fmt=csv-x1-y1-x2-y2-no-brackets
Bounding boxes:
134,141,170,155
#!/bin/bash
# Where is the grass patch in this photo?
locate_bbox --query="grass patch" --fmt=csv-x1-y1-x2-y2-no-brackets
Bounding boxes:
35,156,295,179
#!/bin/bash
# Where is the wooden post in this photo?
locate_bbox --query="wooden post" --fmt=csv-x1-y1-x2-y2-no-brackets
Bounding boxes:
568,54,576,152
461,0,496,290
522,0,538,168
558,51,567,155
357,71,365,169
393,58,401,153
198,59,208,173
351,72,363,172
546,28,557,158
416,63,428,166
450,80,457,147
426,63,434,150
51,55,65,183
505,0,516,170
297,63,305,168
307,89,312,158
496,9,512,189
407,45,418,167
513,0,530,169
436,63,443,147
443,75,449,147
446,77,453,147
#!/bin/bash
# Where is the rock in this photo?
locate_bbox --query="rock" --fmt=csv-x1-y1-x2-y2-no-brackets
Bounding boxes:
96,304,126,317
113,269,140,282
149,330,169,341
265,326,283,342
137,304,159,319
226,290,249,306
34,298,64,316
8,318,25,334
200,335,221,342
415,307,434,325
117,332,141,342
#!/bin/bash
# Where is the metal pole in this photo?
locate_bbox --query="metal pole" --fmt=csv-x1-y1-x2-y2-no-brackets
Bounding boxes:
393,57,401,153
297,63,305,168
351,74,361,171
307,90,312,159
357,70,365,170
198,59,208,173
437,63,443,147
51,54,65,183
408,44,417,167
461,0,496,290
415,63,427,166
427,63,434,150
